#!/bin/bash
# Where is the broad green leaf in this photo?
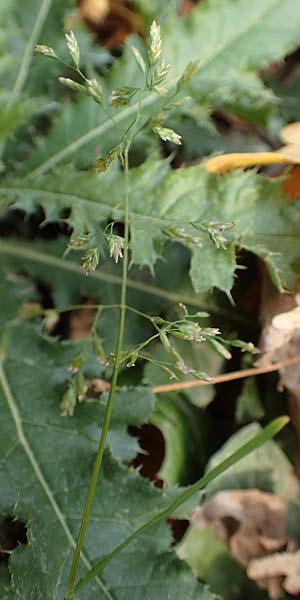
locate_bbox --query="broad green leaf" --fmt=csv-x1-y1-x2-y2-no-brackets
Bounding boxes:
0,265,155,461
0,93,39,144
2,161,300,292
23,95,116,173
0,0,101,152
2,0,53,95
178,526,266,600
269,78,300,125
0,0,52,144
0,318,216,600
76,417,288,590
0,1,45,149
205,423,300,499
0,266,37,329
165,0,300,83
2,0,96,97
24,38,158,175
235,378,265,424
177,118,269,161
0,237,226,317
178,421,300,600
163,0,300,123
0,565,16,600
132,0,177,22
21,0,300,174
151,394,218,485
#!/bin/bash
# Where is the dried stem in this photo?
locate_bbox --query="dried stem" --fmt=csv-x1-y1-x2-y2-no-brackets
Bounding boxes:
152,354,300,393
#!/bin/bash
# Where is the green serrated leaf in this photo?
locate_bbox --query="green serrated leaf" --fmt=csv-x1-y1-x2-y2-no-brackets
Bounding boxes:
0,320,214,600
76,416,288,590
177,526,265,600
0,237,225,319
0,265,38,332
163,0,300,122
206,422,300,499
2,161,300,292
0,93,39,143
235,378,265,424
1,0,53,95
151,394,218,485
19,0,300,173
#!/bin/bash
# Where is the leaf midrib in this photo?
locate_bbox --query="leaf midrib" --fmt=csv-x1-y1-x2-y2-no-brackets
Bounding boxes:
0,361,114,599
12,0,53,95
0,239,242,321
0,185,173,224
29,0,284,176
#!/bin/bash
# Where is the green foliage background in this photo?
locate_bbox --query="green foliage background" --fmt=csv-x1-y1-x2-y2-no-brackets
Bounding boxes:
1,1,300,598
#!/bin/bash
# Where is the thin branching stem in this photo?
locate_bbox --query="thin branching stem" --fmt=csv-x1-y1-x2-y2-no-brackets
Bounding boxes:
64,148,131,600
152,354,300,393
38,303,156,322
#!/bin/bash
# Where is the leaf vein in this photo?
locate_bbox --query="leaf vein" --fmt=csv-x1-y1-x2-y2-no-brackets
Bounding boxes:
0,362,114,599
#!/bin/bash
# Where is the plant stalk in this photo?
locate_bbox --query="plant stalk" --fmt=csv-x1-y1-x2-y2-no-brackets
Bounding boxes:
64,148,131,600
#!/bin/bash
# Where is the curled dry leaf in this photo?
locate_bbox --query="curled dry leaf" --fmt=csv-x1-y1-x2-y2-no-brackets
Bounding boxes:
257,276,300,451
257,277,300,371
191,489,300,599
78,0,141,48
280,122,300,146
248,550,300,598
191,490,287,566
88,378,111,393
78,0,110,25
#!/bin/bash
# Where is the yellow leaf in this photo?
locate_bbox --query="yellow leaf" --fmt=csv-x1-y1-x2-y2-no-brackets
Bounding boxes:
275,144,300,160
205,151,300,175
280,122,300,146
205,121,300,175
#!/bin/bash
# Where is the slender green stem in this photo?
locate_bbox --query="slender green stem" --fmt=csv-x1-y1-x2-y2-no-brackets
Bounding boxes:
90,305,103,333
74,416,288,593
64,148,131,600
38,303,155,322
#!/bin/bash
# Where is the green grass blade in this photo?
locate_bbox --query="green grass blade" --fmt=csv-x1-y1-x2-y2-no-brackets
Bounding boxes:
74,416,289,594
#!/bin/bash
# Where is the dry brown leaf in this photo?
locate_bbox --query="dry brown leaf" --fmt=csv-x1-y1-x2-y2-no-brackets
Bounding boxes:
284,165,300,200
78,0,141,48
78,0,109,25
248,550,300,598
280,122,300,146
191,489,300,599
257,277,300,468
88,378,111,393
257,277,300,390
191,490,287,565
178,0,197,16
68,299,96,340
